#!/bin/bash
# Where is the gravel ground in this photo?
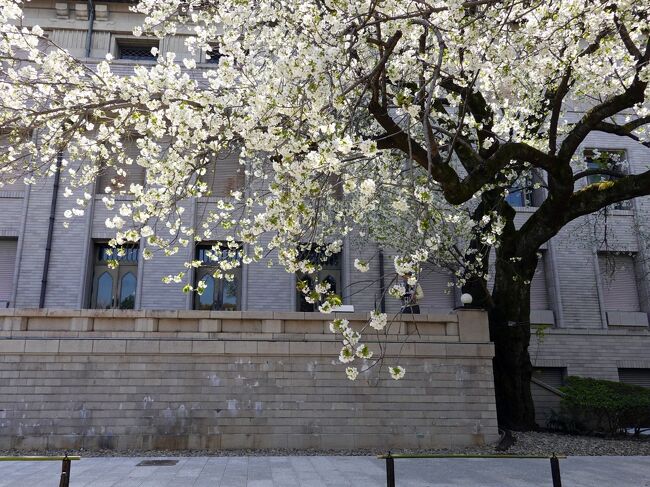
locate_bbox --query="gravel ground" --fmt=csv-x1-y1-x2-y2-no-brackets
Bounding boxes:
1,432,648,458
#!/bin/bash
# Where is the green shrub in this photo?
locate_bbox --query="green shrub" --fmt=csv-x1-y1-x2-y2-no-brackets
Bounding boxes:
559,376,650,436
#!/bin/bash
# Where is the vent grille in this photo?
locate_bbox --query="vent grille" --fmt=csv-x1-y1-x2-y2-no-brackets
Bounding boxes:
118,44,157,61
618,368,650,388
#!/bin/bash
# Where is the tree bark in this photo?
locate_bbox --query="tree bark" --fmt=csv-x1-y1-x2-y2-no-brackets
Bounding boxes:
488,250,537,431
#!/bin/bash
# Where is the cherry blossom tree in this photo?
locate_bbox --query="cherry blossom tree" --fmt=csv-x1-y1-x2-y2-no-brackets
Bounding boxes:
1,0,649,429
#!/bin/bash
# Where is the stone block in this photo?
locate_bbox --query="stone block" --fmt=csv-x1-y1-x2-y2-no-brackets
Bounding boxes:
15,308,47,317
134,318,157,332
126,340,160,354
261,319,282,333
222,319,261,333
414,343,446,357
94,318,134,331
408,322,445,335
273,311,304,320
321,341,341,355
287,434,320,449
240,311,271,320
257,341,290,355
145,310,178,319
221,433,254,449
13,436,47,449
320,434,354,450
93,339,127,353
159,318,198,332
225,341,257,354
428,312,457,322
191,340,225,354
0,339,25,353
94,3,109,20
55,2,69,18
70,317,93,331
254,434,288,449
25,339,60,353
445,322,459,336
210,311,242,319
445,343,480,358
198,319,221,332
285,320,325,334
46,309,81,318
27,317,70,331
159,340,192,354
59,339,94,353
289,341,322,355
457,309,490,342
177,310,208,319
75,3,88,20
1,317,27,331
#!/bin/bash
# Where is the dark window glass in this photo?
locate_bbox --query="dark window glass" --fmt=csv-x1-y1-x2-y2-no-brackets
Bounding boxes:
90,242,139,309
205,45,222,64
97,244,139,263
505,176,534,208
193,242,242,311
95,271,113,309
119,272,137,309
197,275,215,310
296,244,342,312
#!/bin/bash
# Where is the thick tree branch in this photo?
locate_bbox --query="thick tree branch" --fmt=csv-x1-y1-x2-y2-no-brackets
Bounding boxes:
548,67,572,154
566,170,650,220
558,58,648,161
593,117,650,148
572,168,626,181
613,16,642,61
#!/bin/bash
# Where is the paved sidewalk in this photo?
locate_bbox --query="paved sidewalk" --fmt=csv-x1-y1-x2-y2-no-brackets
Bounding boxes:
0,455,648,486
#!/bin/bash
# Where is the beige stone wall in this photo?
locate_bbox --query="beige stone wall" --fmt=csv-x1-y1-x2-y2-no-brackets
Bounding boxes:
0,309,498,450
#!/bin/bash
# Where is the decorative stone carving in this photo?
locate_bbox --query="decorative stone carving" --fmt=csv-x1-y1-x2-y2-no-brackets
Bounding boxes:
55,2,69,19
95,4,109,21
75,3,88,21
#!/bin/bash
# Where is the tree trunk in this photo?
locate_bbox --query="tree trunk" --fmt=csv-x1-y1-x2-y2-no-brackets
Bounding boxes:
488,251,537,431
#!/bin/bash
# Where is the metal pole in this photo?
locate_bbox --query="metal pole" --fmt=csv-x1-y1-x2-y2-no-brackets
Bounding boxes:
550,453,562,487
386,452,395,487
59,454,71,487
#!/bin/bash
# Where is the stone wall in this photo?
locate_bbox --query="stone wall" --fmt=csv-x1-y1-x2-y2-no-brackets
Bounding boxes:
0,309,498,451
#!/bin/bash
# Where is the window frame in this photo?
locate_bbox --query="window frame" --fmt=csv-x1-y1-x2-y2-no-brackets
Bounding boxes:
583,148,631,210
193,242,243,311
295,243,342,312
113,37,160,62
89,242,139,309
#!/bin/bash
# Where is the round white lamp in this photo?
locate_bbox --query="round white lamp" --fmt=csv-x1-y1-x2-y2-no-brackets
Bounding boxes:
460,293,473,307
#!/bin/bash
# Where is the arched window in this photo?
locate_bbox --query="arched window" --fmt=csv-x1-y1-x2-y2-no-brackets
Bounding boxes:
193,242,242,311
118,272,136,309
295,243,342,312
90,242,139,310
95,271,113,309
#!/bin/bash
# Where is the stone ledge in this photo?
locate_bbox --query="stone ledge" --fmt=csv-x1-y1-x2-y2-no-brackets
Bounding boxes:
0,336,495,358
0,309,475,339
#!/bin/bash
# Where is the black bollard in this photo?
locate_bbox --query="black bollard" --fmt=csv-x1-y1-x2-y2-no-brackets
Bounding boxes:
59,454,71,487
386,452,395,487
550,453,562,487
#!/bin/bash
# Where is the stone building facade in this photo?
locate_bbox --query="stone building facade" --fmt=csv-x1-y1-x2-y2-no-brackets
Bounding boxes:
0,0,649,445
